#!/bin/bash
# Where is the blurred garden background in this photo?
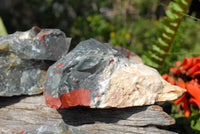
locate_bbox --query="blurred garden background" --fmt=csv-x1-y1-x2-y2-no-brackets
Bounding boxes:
1,0,200,133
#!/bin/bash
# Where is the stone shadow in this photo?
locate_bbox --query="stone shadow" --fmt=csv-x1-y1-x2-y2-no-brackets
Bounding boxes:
57,106,148,126
0,94,41,108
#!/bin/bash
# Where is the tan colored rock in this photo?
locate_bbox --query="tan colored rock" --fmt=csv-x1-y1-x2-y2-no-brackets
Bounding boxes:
97,63,185,108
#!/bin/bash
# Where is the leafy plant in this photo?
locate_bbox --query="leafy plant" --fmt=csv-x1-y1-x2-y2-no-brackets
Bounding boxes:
70,14,115,47
160,16,200,74
142,0,192,71
163,56,200,117
109,18,157,56
170,108,200,133
162,56,200,133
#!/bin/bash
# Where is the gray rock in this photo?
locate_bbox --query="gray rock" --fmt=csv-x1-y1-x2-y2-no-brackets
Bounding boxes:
0,27,71,96
0,26,71,61
0,51,48,96
23,123,91,134
44,38,185,109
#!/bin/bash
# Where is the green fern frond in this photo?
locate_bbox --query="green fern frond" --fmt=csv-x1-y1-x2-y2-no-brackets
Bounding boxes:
142,0,192,71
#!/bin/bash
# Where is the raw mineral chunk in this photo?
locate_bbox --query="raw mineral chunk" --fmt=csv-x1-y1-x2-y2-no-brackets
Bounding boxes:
0,52,47,96
0,27,70,96
0,67,45,96
0,26,71,61
44,38,185,109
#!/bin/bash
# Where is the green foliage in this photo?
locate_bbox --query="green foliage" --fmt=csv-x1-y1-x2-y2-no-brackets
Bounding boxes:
161,16,200,73
109,18,157,55
70,0,160,52
70,14,115,47
0,17,7,35
142,0,192,72
129,0,159,17
170,104,200,133
71,15,157,56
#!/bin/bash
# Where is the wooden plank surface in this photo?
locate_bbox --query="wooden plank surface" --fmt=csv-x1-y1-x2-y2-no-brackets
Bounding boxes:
0,95,177,134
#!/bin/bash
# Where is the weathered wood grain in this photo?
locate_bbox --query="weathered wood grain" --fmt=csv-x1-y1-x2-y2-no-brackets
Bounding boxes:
0,95,177,134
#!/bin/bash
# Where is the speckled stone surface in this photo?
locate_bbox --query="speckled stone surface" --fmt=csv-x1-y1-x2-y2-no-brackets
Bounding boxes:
0,52,47,96
44,38,185,109
0,27,71,96
0,26,71,61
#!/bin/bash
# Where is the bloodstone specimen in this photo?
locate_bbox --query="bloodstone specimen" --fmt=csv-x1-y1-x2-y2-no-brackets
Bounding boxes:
44,38,185,109
0,26,71,61
0,27,71,96
0,51,47,96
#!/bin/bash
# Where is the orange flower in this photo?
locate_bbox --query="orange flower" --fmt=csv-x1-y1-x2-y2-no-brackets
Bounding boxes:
170,67,181,74
162,73,168,80
162,74,175,85
186,83,200,113
187,63,200,76
175,61,181,67
193,56,200,65
174,93,190,117
182,57,193,70
193,71,200,76
177,81,186,89
165,56,200,117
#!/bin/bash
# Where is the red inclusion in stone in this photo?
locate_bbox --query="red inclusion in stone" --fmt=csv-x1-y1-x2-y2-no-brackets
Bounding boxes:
109,59,114,64
73,80,78,83
17,131,25,134
56,63,64,69
96,93,100,97
34,26,41,32
45,94,62,109
60,89,91,108
52,46,56,50
56,71,60,74
45,89,91,109
38,32,47,42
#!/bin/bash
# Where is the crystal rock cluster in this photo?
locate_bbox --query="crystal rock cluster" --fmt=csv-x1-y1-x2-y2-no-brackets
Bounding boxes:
0,26,71,96
44,38,185,109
